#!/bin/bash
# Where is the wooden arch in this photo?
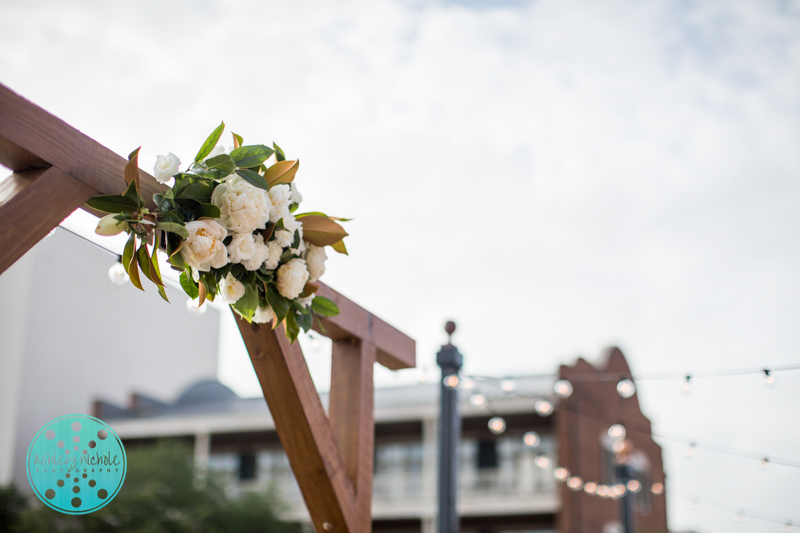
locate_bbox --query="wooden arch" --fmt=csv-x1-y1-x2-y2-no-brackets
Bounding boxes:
0,83,416,533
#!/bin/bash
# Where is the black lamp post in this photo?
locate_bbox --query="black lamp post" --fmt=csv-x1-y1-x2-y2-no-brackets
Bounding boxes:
437,321,462,533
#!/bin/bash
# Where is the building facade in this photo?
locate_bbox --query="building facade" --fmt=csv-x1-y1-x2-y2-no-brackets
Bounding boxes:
97,348,668,533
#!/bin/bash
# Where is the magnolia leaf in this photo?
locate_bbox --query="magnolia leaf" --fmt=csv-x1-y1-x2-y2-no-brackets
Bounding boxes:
195,203,221,219
273,142,286,162
125,238,144,292
261,223,276,242
285,311,300,342
198,277,207,307
235,169,269,191
85,194,140,214
230,145,275,169
232,132,243,149
330,239,348,255
302,281,320,296
156,222,189,239
264,159,299,186
300,215,349,246
122,233,135,274
125,147,141,193
137,244,158,287
232,284,259,322
265,283,290,324
180,271,199,299
295,309,313,333
195,121,225,163
312,296,340,317
205,154,236,175
295,211,327,219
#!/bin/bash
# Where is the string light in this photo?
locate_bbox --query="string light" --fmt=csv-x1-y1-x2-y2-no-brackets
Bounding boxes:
608,424,626,440
523,431,541,448
583,482,597,494
783,523,792,532
469,393,486,406
535,456,550,468
488,416,506,434
443,375,460,388
416,370,428,383
613,484,626,498
651,482,664,495
686,443,696,458
535,399,554,416
682,375,692,393
765,369,776,387
500,379,515,392
626,480,641,492
735,511,746,522
462,377,475,390
616,379,636,398
597,485,610,498
553,379,573,398
108,260,129,285
760,458,769,469
185,298,207,315
553,467,569,481
612,440,627,454
567,476,583,491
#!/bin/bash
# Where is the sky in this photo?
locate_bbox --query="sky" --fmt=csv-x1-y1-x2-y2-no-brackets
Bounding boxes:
1,0,800,531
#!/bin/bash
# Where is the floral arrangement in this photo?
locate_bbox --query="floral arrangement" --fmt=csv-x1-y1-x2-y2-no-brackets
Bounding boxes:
88,122,348,341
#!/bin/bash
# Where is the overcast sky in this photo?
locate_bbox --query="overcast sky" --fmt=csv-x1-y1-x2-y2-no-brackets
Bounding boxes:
2,0,800,531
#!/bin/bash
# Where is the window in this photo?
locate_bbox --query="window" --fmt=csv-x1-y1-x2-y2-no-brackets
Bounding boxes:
239,452,256,481
477,440,498,469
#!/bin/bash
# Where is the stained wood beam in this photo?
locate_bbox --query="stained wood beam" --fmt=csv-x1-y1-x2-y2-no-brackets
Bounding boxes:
0,83,165,207
0,166,96,274
314,283,415,370
235,316,358,533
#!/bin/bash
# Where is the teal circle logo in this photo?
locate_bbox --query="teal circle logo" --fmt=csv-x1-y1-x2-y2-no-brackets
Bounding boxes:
26,414,126,514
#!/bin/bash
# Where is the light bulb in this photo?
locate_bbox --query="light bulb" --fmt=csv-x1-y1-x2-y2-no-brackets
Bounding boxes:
613,484,626,498
681,376,691,393
108,261,129,285
469,394,486,406
783,523,792,532
597,485,610,498
735,512,745,522
689,498,698,510
583,481,597,494
626,480,640,492
523,431,541,448
488,417,506,434
608,424,626,440
567,476,583,491
534,456,550,468
553,467,569,481
651,482,664,495
553,379,573,398
612,440,626,453
310,336,321,349
759,458,769,469
417,370,428,383
186,298,207,315
765,370,776,388
616,379,636,398
443,375,460,389
535,399,554,416
685,444,696,458
500,379,515,392
462,377,475,390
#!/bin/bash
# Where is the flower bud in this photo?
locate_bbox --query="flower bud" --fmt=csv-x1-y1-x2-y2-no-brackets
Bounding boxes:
95,214,127,236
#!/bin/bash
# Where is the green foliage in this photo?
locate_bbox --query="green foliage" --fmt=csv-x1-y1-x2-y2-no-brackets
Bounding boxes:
235,169,269,191
180,271,199,299
230,145,274,169
5,441,299,533
311,296,340,317
194,122,225,163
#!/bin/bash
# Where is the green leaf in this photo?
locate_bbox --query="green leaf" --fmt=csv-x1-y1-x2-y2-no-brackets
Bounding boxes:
230,145,274,169
295,309,313,332
195,121,225,163
156,222,189,239
205,154,236,175
235,169,269,191
232,132,243,149
196,203,221,219
125,147,141,193
180,271,199,299
168,251,186,270
232,284,259,322
330,239,348,255
311,296,340,317
295,211,327,219
122,178,145,208
273,142,286,162
150,233,168,301
285,311,300,342
85,194,140,214
174,177,216,203
265,283,290,322
122,233,135,274
191,167,229,181
300,216,349,247
153,193,174,212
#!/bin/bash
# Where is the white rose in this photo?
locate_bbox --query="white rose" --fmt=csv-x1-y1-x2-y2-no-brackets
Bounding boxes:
284,214,303,239
264,240,283,270
306,245,327,282
227,233,256,264
253,305,277,324
153,153,181,184
180,220,228,272
276,258,309,299
242,234,271,271
211,175,273,233
275,230,293,248
219,273,246,304
290,184,303,204
297,294,315,308
268,184,292,223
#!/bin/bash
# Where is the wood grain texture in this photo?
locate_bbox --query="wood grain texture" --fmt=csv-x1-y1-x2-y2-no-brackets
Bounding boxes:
235,316,358,533
0,166,96,274
315,283,415,370
0,136,49,171
330,339,376,532
0,83,165,207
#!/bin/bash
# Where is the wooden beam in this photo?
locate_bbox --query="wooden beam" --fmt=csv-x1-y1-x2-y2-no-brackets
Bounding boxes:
0,136,49,171
235,316,358,533
0,166,96,274
314,283,415,370
0,83,165,207
329,339,376,532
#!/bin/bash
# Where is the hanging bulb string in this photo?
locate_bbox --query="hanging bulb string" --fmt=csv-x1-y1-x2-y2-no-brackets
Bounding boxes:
464,363,800,384
667,491,797,528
